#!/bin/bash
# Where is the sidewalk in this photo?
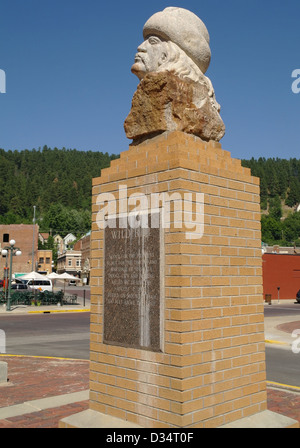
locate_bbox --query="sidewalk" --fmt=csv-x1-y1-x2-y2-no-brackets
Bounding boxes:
0,302,90,315
0,355,89,428
0,302,299,428
0,301,91,427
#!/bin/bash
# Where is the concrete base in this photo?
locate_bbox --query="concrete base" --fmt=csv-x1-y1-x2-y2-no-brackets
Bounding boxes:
59,409,142,429
0,362,7,384
59,408,298,429
220,410,299,428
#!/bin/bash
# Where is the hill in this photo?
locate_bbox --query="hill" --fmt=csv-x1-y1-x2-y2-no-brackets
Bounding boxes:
0,148,299,245
241,157,300,210
241,157,300,246
0,146,119,236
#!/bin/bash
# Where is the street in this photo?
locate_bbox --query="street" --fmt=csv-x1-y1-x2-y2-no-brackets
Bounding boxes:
266,345,300,387
264,301,300,388
0,300,300,388
0,312,90,360
264,301,300,318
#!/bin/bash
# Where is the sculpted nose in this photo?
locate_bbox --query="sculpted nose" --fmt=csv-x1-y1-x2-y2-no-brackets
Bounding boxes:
137,41,147,52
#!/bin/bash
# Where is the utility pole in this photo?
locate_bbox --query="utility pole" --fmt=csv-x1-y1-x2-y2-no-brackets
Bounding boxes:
32,206,36,271
1,240,22,311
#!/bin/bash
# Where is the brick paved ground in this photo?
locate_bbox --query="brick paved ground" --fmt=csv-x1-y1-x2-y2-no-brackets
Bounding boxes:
0,355,90,428
0,355,299,428
277,321,300,335
267,387,300,424
0,355,89,407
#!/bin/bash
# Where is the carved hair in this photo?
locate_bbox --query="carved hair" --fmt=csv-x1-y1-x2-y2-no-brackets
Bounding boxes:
157,41,221,113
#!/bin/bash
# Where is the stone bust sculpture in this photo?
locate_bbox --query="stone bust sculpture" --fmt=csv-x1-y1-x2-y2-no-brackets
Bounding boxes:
124,7,225,143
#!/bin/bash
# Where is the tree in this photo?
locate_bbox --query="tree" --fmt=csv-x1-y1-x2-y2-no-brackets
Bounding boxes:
269,195,282,220
286,178,300,208
261,215,283,244
282,212,300,243
0,146,119,226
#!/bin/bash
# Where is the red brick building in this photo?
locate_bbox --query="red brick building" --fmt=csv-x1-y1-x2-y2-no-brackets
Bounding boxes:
0,224,39,277
262,253,300,301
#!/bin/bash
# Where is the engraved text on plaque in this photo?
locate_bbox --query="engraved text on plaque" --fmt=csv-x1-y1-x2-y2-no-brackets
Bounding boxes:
103,214,162,351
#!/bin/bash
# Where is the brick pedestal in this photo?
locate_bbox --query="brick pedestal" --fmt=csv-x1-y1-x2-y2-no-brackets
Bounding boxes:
60,131,298,428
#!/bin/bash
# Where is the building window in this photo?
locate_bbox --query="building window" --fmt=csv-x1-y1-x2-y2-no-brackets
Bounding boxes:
3,234,9,243
46,257,50,264
76,260,81,267
68,259,72,267
39,257,44,264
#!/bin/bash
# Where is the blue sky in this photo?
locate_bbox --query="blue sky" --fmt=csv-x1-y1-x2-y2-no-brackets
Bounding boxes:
0,0,299,160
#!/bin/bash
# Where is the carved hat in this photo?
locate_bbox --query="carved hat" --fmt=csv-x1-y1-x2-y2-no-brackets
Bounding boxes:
143,7,211,74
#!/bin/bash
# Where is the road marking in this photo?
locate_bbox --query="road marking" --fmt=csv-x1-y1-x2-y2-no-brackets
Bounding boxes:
265,339,290,346
267,381,300,392
28,309,90,314
0,353,89,362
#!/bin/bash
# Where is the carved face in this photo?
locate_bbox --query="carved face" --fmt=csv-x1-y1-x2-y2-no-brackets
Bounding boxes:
131,36,168,80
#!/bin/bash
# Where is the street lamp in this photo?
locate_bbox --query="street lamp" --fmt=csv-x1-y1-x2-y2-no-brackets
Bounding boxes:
1,239,22,311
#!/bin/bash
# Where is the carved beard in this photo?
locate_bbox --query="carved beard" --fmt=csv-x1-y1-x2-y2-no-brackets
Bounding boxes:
131,57,147,80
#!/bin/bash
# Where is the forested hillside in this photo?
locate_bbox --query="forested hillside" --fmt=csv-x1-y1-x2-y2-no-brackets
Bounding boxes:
241,158,300,246
241,158,300,210
0,147,299,246
0,145,119,236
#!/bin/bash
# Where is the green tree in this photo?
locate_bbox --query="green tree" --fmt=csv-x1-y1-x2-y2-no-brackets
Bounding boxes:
261,215,283,244
282,212,300,243
269,195,282,220
286,178,300,208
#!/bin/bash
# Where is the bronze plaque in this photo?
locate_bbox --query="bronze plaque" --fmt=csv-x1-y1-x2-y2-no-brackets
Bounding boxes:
103,214,162,351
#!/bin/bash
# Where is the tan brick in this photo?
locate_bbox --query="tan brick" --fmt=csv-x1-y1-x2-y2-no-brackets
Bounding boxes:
158,410,193,427
193,407,214,424
115,377,137,391
165,277,191,287
88,131,266,427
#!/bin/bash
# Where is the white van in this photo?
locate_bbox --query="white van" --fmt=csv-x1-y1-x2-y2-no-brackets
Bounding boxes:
27,279,53,292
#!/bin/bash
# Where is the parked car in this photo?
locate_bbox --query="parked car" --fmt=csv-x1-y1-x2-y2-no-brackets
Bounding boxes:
27,279,53,292
16,279,28,284
68,280,77,286
11,283,28,291
296,289,300,303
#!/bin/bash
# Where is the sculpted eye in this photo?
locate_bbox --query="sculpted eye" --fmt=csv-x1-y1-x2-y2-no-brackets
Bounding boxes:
148,36,161,45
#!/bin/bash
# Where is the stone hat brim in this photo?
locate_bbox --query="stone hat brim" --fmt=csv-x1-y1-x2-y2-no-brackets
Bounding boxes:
143,7,211,74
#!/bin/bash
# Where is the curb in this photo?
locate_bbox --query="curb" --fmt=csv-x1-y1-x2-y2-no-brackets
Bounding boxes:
0,390,89,420
267,381,300,393
0,353,89,362
28,308,90,314
265,339,290,346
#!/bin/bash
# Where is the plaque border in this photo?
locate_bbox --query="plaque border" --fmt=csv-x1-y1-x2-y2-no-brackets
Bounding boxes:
102,209,164,353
